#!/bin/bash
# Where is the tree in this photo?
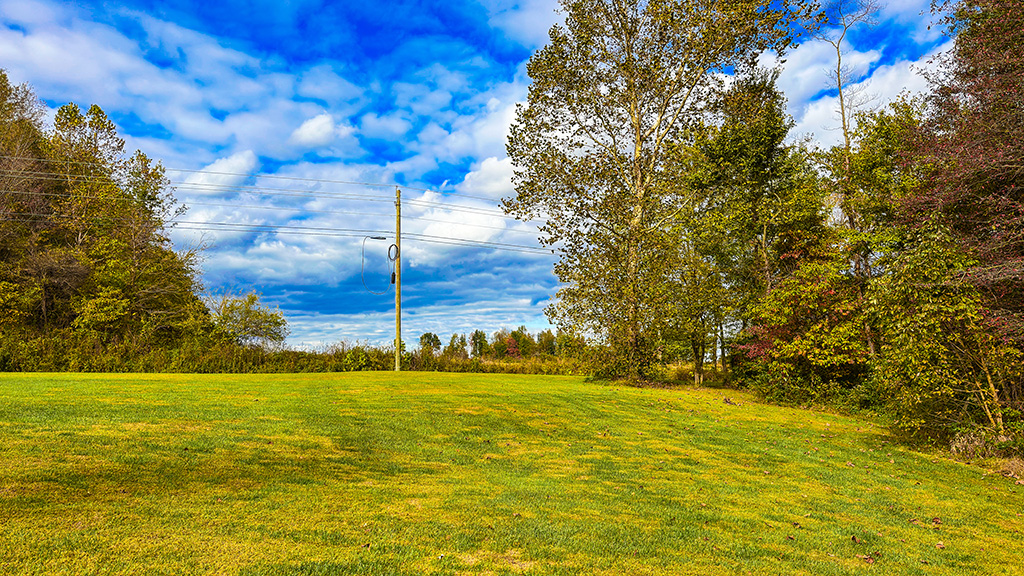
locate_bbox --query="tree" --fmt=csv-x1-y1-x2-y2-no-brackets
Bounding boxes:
490,328,512,359
681,69,825,319
536,329,557,355
815,0,879,162
505,336,522,359
209,292,289,349
871,223,1020,438
1,70,206,349
470,329,490,358
908,0,1024,338
742,239,870,403
866,0,1024,440
442,333,469,359
505,0,811,380
419,332,442,356
511,325,537,358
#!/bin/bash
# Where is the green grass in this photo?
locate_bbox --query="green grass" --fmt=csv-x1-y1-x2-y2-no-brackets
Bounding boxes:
0,372,1021,575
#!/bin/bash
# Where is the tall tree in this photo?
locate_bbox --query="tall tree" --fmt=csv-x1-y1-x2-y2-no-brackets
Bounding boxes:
0,70,207,352
909,0,1024,338
672,69,825,386
505,0,810,380
866,0,1024,438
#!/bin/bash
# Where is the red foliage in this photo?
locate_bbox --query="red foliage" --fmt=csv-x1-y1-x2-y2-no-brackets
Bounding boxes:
505,336,521,359
907,0,1024,336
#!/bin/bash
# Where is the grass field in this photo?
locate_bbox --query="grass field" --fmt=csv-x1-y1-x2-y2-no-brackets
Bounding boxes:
0,372,1021,575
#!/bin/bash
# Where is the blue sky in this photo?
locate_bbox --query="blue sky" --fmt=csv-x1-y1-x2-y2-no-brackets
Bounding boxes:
0,0,949,347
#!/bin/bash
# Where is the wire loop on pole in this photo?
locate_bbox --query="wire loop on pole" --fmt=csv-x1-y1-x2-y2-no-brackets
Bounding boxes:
361,236,392,295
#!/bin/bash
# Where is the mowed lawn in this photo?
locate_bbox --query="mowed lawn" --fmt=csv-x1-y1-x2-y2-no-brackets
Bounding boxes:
0,373,1021,575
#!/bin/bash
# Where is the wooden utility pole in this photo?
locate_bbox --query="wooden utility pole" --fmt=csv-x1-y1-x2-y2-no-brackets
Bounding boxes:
394,187,402,371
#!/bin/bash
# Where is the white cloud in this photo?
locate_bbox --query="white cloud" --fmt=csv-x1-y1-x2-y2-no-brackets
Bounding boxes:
787,39,950,147
289,113,345,148
480,0,562,48
287,293,553,347
458,156,515,199
184,150,260,189
359,111,413,139
295,64,364,105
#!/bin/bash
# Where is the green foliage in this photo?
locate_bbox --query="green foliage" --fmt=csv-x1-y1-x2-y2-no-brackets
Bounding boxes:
871,223,1022,439
505,0,811,381
418,332,441,355
209,292,289,349
744,251,869,404
0,69,209,355
441,333,469,359
469,329,489,358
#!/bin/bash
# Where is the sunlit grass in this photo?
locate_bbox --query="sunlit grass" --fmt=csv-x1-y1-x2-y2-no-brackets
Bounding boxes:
1,372,1021,575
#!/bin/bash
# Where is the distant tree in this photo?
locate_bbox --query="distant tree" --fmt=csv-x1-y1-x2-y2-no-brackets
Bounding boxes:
505,336,522,359
419,332,442,356
504,0,811,380
209,292,289,349
491,328,511,359
470,329,490,358
510,326,536,358
555,329,587,359
536,329,556,356
442,333,469,359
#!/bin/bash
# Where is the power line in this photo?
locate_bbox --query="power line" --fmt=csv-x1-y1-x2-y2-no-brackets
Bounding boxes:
0,154,514,204
0,167,545,222
0,187,542,236
0,168,396,203
1,212,554,255
0,154,395,190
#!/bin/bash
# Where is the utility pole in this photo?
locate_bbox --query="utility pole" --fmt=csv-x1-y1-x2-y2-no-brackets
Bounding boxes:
394,186,402,371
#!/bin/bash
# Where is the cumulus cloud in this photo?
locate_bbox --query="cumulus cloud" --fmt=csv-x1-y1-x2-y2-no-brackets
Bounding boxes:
185,150,260,189
360,111,413,139
288,113,353,148
458,156,516,199
480,0,562,48
787,39,950,147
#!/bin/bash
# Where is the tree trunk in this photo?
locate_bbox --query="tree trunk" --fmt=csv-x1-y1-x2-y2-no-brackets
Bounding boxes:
692,336,704,386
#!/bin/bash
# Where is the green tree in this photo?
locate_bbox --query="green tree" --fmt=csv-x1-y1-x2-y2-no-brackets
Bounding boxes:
470,329,490,358
871,224,1020,439
209,292,289,349
504,0,810,381
536,329,557,356
442,333,469,359
419,332,442,356
490,328,511,359
1,70,205,350
511,326,537,358
683,70,826,319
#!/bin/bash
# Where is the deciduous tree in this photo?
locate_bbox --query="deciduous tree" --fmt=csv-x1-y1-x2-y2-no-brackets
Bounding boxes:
505,0,812,380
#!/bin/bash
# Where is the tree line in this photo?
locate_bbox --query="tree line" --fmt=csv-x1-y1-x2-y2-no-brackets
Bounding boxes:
505,0,1023,450
0,76,293,371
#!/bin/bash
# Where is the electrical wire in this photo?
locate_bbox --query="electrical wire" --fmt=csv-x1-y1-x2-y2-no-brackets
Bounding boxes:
0,211,554,255
0,167,546,223
0,154,395,190
0,187,542,236
0,168,396,203
1,154,513,203
361,236,393,295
